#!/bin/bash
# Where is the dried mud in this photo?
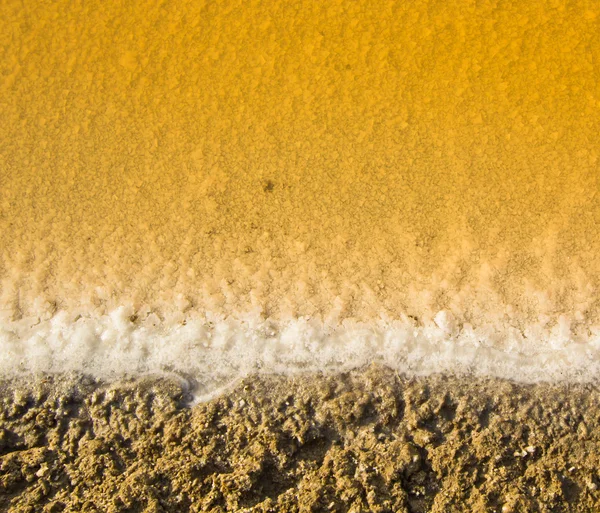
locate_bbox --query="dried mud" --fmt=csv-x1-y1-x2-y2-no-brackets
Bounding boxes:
1,366,599,512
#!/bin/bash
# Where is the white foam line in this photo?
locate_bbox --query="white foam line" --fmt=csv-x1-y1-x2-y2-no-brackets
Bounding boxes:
2,305,600,393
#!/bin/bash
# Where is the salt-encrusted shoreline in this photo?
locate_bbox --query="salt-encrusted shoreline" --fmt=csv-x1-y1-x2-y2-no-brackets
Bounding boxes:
4,307,600,398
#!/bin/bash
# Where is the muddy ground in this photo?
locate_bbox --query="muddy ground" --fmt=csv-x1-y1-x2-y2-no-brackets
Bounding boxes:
1,366,599,512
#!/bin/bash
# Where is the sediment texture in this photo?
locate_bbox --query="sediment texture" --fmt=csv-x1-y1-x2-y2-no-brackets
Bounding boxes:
1,368,600,512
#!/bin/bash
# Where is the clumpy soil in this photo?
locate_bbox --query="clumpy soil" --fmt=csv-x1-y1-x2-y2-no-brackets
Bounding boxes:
1,366,599,512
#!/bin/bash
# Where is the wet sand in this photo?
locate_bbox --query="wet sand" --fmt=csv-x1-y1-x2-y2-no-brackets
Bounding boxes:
2,369,600,512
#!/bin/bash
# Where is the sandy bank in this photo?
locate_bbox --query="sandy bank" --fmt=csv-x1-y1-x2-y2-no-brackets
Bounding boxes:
1,367,599,512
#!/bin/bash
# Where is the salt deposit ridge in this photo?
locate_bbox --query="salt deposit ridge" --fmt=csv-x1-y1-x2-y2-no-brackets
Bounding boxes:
3,305,600,398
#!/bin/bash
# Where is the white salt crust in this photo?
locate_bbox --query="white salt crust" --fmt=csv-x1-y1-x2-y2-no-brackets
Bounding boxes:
2,305,600,397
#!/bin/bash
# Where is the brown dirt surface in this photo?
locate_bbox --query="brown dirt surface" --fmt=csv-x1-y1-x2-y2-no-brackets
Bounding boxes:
1,366,599,512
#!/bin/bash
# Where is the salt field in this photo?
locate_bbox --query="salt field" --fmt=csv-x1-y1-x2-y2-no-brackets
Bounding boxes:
1,0,600,510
